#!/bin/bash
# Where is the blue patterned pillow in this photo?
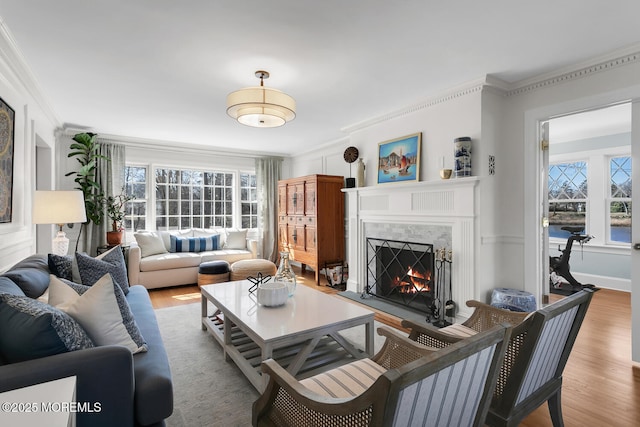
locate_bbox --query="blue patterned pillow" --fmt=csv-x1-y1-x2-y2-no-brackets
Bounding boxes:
48,254,74,281
170,235,219,253
0,294,94,363
76,247,129,295
49,275,147,353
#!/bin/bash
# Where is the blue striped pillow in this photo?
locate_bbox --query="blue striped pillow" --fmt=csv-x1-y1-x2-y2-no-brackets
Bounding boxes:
170,235,219,253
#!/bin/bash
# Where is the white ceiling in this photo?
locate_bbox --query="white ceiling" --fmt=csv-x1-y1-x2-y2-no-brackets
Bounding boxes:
0,1,639,156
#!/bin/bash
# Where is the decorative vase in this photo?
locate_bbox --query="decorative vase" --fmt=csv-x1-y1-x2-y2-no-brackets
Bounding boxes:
356,158,365,187
274,251,297,297
453,137,472,177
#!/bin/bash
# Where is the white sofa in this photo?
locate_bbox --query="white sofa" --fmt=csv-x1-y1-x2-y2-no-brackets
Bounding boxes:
127,228,258,289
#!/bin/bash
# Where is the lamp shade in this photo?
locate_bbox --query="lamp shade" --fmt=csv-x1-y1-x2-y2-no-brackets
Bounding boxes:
226,70,296,128
226,86,296,128
33,191,87,225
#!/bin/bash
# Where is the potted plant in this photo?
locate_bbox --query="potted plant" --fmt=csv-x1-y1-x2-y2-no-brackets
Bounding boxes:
65,132,108,251
104,192,133,245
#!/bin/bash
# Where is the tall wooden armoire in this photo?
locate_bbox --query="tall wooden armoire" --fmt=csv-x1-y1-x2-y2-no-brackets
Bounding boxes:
277,174,345,284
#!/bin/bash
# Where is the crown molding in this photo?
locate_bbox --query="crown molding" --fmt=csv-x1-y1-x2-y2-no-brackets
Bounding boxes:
55,126,282,159
0,19,60,127
340,76,507,135
505,44,640,97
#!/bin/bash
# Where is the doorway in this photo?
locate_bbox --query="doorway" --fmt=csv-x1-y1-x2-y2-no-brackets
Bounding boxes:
544,103,632,297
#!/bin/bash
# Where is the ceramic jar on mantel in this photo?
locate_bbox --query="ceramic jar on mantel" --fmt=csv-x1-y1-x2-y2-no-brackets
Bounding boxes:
454,137,472,177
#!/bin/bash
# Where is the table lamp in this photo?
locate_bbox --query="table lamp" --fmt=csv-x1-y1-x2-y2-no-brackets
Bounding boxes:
33,190,87,256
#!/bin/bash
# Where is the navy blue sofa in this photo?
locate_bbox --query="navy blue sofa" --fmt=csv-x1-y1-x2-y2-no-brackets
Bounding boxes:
0,255,173,427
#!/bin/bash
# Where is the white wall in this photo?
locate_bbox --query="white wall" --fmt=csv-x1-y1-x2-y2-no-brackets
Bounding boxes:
0,25,58,271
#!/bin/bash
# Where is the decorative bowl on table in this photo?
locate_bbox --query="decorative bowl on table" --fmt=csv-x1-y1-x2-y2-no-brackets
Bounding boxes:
257,282,288,307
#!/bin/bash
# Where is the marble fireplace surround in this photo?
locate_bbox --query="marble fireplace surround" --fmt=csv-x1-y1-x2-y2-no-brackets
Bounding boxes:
343,177,479,320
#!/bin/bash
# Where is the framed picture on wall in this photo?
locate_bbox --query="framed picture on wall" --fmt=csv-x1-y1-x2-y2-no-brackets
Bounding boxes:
0,96,15,223
377,132,421,184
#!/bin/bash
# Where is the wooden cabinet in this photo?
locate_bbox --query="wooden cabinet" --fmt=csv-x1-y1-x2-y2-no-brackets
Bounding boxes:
278,174,344,284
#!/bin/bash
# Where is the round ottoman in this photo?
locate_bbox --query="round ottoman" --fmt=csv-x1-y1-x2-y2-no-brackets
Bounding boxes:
490,288,536,312
197,260,230,287
230,259,277,281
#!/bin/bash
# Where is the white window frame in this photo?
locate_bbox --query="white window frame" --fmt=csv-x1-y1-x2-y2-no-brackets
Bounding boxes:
549,145,630,249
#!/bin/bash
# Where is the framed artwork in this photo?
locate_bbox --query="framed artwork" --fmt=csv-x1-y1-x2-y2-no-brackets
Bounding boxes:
0,96,14,223
377,132,421,184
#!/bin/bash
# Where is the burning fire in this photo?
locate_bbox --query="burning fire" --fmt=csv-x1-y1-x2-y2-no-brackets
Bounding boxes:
392,267,431,293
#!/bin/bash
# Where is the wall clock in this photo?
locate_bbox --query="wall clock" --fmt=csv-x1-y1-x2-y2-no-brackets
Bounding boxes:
343,146,359,163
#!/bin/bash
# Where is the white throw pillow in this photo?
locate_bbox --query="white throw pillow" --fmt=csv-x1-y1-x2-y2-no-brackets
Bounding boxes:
134,231,168,257
225,229,248,249
48,274,147,354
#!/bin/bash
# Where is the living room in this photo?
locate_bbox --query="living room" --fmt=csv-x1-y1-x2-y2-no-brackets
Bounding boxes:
1,2,640,426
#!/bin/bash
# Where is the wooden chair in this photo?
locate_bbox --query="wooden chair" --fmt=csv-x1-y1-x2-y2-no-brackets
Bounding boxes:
252,324,512,427
402,289,594,427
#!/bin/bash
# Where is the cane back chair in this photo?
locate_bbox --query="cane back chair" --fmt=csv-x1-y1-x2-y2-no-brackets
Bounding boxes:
402,289,594,427
252,324,512,427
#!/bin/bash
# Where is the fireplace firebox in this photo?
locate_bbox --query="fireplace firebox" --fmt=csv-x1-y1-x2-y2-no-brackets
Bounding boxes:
365,238,435,316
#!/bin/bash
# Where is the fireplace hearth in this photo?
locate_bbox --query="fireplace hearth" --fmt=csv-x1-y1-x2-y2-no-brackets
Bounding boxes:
365,238,435,316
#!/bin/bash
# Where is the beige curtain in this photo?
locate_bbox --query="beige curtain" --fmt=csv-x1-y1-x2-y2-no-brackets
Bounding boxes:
255,157,282,262
82,142,126,256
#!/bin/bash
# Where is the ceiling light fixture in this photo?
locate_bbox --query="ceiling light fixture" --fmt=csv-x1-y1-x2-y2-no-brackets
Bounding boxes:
226,70,296,128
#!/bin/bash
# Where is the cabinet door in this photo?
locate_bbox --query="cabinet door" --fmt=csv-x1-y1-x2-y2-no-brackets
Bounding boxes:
305,227,317,252
286,183,305,215
304,181,316,216
278,184,287,214
288,225,305,251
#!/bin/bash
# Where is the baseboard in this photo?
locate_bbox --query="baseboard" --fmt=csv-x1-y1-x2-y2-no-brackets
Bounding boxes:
571,272,630,292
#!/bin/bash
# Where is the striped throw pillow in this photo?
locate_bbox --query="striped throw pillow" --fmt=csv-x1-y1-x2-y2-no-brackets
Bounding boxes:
170,235,219,253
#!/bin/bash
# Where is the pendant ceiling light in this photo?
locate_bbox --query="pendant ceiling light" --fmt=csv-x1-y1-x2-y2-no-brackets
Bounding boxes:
226,70,296,128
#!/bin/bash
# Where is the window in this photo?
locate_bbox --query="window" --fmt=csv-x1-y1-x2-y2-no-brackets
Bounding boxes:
124,166,147,232
548,161,588,239
240,173,257,228
124,164,256,232
155,168,235,230
609,156,632,243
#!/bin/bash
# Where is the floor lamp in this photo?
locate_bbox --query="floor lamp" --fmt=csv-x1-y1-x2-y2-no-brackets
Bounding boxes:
33,191,87,256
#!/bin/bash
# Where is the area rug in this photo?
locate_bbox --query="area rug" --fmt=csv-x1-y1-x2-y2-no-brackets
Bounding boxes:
155,302,387,427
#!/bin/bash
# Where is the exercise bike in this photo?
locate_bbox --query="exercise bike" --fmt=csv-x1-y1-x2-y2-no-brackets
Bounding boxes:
549,226,596,292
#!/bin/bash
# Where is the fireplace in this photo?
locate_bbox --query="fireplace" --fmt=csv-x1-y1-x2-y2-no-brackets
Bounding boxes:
365,238,435,316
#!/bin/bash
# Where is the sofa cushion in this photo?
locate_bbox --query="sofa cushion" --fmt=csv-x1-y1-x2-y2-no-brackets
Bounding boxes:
200,249,253,264
2,254,50,298
126,285,174,424
224,229,248,249
170,235,219,252
0,294,94,363
49,275,147,354
0,277,25,296
134,231,168,257
76,246,130,295
139,252,202,272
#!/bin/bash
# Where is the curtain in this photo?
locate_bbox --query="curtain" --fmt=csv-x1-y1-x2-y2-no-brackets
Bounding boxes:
255,157,282,262
82,142,126,256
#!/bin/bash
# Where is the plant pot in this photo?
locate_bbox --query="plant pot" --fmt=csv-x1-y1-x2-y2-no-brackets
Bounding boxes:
106,231,124,246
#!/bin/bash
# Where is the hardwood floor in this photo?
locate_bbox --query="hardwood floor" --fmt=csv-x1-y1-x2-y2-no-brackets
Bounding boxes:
148,267,640,427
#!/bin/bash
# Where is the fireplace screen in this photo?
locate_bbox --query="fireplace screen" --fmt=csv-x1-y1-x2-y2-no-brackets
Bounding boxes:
365,238,435,315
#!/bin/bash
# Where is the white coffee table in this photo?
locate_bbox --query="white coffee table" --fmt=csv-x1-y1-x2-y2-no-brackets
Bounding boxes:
201,280,375,391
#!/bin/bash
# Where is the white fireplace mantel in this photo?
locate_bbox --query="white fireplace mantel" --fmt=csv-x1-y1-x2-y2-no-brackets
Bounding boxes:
342,177,479,320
